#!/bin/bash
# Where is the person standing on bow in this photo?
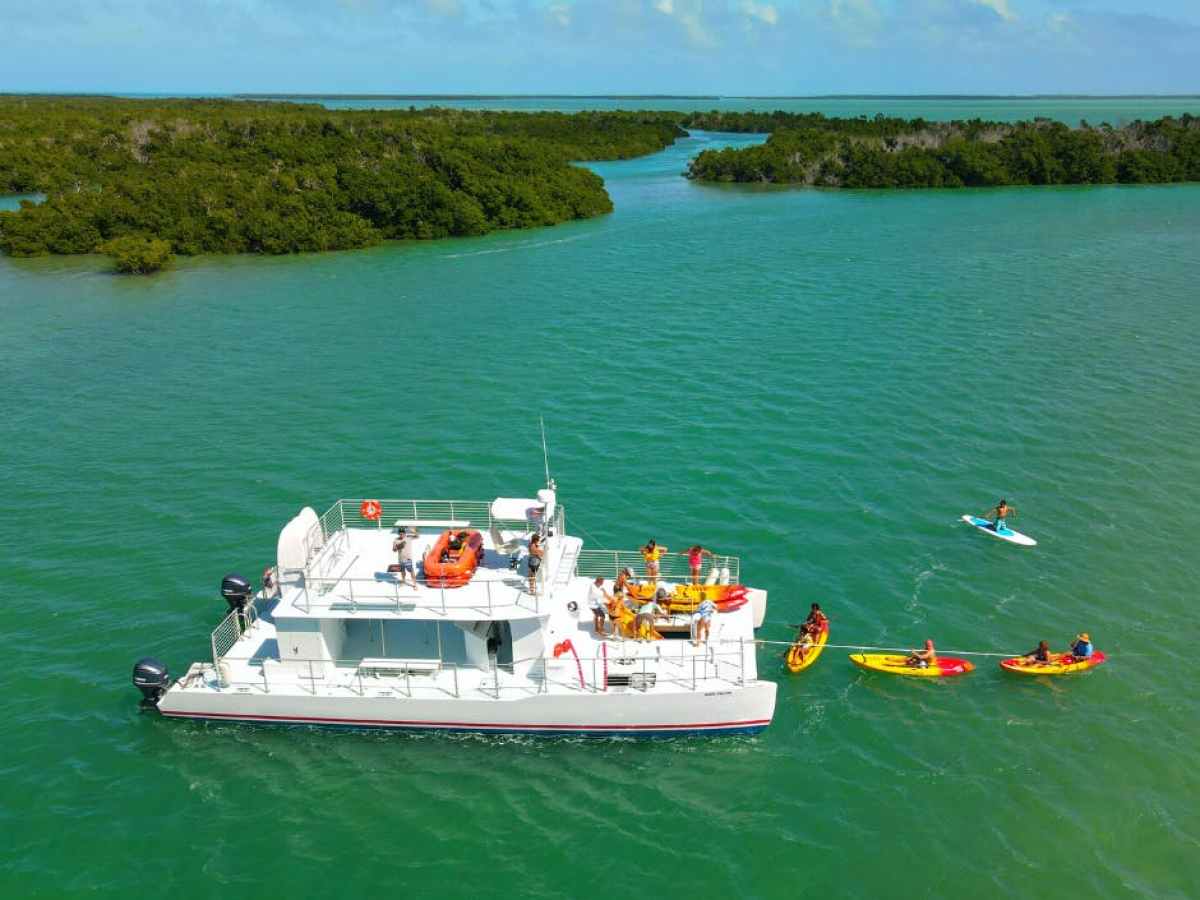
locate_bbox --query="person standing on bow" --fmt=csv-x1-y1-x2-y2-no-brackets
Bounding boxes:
641,539,667,584
687,544,714,585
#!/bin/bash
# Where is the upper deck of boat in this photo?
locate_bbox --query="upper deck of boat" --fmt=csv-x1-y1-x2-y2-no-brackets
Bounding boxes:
272,497,743,624
275,522,572,621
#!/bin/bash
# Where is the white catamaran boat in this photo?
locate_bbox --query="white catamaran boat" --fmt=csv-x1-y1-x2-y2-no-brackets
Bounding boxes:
133,484,776,737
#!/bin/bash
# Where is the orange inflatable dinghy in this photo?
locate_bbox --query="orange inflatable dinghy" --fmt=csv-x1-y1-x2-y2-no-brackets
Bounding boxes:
423,529,484,587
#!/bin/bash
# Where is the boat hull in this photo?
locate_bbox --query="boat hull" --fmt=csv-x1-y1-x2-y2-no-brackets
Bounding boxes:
156,680,777,738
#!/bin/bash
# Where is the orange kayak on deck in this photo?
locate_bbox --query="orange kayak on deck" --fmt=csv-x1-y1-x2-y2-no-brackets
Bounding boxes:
785,623,829,674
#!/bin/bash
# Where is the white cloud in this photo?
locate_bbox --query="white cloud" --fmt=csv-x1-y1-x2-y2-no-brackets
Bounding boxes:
651,0,714,48
548,2,571,27
739,1,778,27
974,0,1016,22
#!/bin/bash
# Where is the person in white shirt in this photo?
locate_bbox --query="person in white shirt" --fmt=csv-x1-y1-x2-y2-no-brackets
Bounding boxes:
392,527,418,588
587,576,612,637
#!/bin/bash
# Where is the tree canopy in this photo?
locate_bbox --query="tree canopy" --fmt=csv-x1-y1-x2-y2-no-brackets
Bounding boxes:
0,97,684,264
3,99,1198,273
682,111,1200,188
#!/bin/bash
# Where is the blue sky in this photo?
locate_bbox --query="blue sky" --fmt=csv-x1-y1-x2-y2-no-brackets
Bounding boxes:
2,0,1198,95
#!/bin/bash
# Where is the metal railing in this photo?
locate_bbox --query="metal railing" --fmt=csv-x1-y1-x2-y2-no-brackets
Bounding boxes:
298,571,541,615
320,498,562,540
196,640,753,700
575,549,740,584
211,602,258,668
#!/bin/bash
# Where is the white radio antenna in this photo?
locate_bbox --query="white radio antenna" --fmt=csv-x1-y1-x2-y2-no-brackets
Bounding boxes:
540,416,553,488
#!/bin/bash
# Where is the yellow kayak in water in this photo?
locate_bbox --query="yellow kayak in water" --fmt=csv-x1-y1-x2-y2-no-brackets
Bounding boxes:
785,624,829,673
1000,651,1106,675
849,653,974,677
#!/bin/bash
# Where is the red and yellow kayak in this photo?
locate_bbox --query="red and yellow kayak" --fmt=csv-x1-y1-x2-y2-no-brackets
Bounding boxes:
1000,651,1106,675
785,624,829,674
849,654,974,677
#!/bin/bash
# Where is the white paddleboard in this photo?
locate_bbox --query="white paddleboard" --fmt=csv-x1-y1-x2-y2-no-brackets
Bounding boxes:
961,514,1037,547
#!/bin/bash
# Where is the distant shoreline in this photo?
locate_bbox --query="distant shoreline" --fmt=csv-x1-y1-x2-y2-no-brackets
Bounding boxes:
231,93,1200,101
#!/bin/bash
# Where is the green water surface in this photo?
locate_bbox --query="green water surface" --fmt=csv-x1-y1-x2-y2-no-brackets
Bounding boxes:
1,121,1198,898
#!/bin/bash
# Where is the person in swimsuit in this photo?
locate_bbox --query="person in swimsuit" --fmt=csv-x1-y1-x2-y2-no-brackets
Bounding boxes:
526,533,544,594
641,539,667,583
906,639,937,668
987,498,1016,531
687,544,713,585
788,622,817,663
1021,640,1052,665
805,603,828,631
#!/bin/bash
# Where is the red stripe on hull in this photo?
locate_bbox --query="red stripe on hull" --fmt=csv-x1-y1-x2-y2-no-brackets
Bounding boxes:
160,709,771,732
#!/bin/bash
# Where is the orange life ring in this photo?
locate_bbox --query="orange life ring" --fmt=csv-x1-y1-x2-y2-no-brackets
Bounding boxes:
360,499,382,521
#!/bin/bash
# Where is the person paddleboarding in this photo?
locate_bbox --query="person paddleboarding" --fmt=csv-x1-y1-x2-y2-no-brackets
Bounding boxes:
986,498,1016,532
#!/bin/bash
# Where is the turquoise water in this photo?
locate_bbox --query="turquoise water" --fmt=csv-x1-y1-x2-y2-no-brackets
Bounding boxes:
278,95,1200,125
3,127,1200,897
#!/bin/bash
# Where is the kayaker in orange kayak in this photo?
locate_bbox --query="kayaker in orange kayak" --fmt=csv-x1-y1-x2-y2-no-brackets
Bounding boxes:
1066,632,1093,662
1021,640,1052,664
906,639,937,668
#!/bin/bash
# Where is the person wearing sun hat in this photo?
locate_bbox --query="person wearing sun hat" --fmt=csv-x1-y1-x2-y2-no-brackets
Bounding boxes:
1070,632,1094,661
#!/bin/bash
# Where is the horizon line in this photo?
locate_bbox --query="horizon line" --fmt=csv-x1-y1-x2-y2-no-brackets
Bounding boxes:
3,91,1200,101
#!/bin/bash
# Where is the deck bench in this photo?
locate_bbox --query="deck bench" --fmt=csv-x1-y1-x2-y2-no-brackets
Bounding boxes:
358,657,441,677
392,519,471,530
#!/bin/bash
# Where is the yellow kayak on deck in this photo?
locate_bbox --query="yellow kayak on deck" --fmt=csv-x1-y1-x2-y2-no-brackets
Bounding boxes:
786,624,829,673
849,653,974,677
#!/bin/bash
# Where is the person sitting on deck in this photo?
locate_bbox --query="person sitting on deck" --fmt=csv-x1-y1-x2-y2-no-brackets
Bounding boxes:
587,576,612,638
1067,632,1093,662
641,539,667,583
691,598,717,646
447,530,465,553
906,639,937,668
1021,640,1052,664
609,592,638,638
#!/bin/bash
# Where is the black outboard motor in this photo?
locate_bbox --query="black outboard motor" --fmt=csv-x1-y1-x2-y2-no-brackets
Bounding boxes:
221,573,253,613
132,657,170,708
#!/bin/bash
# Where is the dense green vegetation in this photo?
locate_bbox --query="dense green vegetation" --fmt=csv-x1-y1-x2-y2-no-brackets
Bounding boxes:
0,97,683,268
4,98,1199,273
683,111,1200,187
98,236,174,273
